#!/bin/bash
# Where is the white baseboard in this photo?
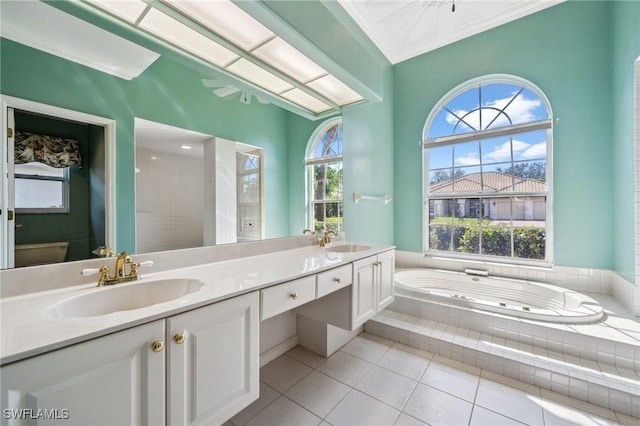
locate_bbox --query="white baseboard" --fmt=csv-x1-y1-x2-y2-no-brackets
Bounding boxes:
259,335,298,367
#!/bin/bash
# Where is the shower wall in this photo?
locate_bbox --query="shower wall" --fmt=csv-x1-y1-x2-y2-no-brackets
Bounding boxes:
135,146,204,253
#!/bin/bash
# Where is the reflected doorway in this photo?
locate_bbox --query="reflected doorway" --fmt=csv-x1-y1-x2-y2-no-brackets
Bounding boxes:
134,118,263,253
0,96,115,269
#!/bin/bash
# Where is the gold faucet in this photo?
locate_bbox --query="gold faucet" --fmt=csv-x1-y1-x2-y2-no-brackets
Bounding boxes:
320,231,337,247
96,252,141,286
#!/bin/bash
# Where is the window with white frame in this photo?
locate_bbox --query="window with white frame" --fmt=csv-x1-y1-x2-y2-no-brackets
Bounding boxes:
306,118,343,233
424,76,552,262
15,162,69,212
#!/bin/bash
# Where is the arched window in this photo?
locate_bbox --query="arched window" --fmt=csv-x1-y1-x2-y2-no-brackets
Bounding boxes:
306,118,343,232
424,76,552,263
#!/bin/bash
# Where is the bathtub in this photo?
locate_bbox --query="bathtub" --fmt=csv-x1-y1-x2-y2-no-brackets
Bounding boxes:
395,269,605,324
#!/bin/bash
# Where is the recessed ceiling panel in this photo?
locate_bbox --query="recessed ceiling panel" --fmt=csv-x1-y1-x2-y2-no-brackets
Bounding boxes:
280,88,332,113
140,7,238,67
166,0,274,51
307,75,363,106
227,58,294,94
86,0,148,23
0,0,159,80
253,38,328,84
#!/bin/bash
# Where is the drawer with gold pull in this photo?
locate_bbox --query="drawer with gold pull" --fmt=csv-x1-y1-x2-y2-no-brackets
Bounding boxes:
316,264,353,298
260,275,316,320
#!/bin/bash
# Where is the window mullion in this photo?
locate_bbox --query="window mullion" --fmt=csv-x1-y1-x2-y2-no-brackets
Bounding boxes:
425,119,552,148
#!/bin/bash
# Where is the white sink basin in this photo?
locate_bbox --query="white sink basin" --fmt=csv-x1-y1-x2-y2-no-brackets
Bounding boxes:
326,244,371,253
46,278,204,318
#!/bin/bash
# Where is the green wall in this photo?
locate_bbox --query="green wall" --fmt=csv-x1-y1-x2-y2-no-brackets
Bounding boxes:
286,114,318,237
1,38,291,252
3,0,635,274
342,65,394,245
282,1,394,246
286,65,395,246
612,0,640,282
393,1,618,270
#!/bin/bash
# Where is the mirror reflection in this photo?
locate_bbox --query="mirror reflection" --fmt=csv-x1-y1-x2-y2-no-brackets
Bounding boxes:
10,108,107,268
134,119,264,254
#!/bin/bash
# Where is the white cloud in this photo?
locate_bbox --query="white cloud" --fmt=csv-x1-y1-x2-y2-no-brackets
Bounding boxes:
519,141,546,159
446,92,543,131
480,139,546,164
454,152,479,166
485,93,542,126
482,140,526,163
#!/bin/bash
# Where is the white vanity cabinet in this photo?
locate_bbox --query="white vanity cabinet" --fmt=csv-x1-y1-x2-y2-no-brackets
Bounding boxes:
0,320,166,426
296,249,395,333
167,291,259,425
0,292,259,426
352,250,395,327
375,250,396,311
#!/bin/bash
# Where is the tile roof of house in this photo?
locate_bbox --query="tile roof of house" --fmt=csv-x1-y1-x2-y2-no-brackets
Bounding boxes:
429,172,545,194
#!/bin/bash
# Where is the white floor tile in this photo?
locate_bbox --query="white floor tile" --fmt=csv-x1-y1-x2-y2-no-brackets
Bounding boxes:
317,350,373,386
325,389,400,426
393,413,429,426
285,370,350,418
376,343,432,381
230,382,280,426
475,378,544,425
260,355,313,393
614,412,640,426
540,389,620,423
244,395,321,426
233,330,636,426
420,358,480,402
340,333,393,363
469,406,526,426
355,365,418,410
540,399,621,426
403,383,473,426
286,345,327,368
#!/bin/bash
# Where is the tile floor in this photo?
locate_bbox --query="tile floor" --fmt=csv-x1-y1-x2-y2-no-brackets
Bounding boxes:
226,334,638,426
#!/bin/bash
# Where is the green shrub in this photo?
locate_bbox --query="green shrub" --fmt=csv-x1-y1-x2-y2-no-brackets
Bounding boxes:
514,227,546,260
429,224,451,251
432,224,545,260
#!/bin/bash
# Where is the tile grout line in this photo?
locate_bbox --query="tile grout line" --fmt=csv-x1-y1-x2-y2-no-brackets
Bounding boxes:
253,336,632,426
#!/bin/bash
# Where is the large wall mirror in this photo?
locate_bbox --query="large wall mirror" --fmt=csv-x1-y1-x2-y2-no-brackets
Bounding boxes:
0,98,272,269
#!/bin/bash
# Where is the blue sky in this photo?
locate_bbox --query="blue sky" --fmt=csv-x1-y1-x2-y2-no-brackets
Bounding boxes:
426,82,549,174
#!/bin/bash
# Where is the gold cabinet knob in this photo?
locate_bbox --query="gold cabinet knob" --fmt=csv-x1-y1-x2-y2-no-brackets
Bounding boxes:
173,333,185,344
333,277,342,283
151,340,164,352
290,292,298,300
374,261,382,267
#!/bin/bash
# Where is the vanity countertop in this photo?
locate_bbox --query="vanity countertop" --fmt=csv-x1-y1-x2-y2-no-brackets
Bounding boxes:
0,243,394,365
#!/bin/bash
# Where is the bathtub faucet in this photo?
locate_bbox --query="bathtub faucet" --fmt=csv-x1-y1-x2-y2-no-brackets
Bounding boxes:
464,268,489,277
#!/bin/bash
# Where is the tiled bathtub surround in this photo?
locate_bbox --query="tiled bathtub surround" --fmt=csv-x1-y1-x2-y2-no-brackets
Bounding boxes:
365,292,640,418
396,251,640,316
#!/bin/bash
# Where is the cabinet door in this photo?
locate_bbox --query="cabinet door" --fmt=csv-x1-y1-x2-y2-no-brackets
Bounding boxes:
352,256,377,328
0,320,165,426
167,292,259,426
376,250,395,311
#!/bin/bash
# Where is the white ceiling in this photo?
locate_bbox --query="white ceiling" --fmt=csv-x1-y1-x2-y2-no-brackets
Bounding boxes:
338,0,564,64
135,118,211,159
